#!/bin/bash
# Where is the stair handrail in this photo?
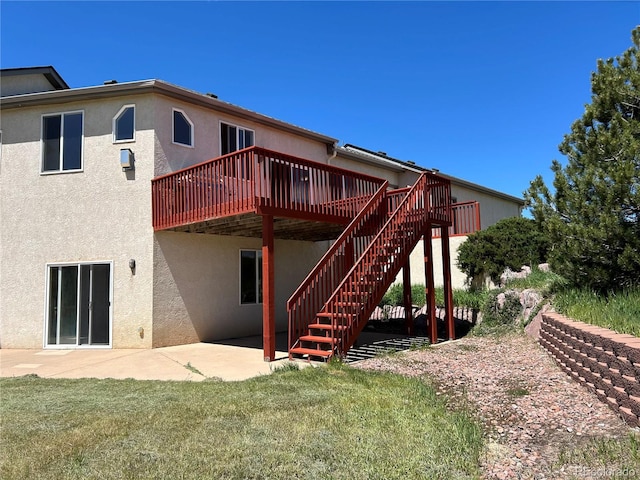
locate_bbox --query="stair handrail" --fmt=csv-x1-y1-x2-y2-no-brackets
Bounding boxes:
287,181,389,351
323,172,451,355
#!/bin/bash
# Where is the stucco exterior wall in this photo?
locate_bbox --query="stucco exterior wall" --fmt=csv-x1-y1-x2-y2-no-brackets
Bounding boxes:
330,154,401,187
395,236,469,290
0,95,156,348
451,185,521,229
0,74,57,97
152,231,327,347
152,96,330,177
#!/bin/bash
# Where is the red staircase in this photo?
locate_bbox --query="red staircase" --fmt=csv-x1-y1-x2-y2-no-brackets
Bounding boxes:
287,172,451,361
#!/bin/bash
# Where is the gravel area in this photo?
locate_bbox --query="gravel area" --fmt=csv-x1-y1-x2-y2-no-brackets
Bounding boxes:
354,333,636,479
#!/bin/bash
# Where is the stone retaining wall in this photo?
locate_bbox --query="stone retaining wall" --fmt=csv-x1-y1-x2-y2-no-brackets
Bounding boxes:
539,312,640,428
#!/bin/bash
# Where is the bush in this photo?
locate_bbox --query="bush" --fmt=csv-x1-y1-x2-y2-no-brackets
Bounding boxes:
456,217,549,286
481,290,522,325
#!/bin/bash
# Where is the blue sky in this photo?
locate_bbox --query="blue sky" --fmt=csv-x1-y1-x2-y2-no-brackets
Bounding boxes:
1,1,638,200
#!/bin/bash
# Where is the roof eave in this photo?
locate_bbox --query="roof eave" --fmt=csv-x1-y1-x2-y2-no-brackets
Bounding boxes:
0,79,337,147
335,146,423,174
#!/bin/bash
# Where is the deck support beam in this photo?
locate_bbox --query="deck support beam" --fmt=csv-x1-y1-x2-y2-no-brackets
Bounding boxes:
262,215,276,362
423,226,437,343
403,260,413,335
441,226,455,340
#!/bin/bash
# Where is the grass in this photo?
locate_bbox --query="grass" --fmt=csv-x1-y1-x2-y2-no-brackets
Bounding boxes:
0,363,483,480
382,283,488,310
503,267,567,292
555,434,640,479
553,288,640,337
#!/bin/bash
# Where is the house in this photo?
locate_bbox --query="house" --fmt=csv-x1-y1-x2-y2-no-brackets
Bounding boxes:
0,66,523,361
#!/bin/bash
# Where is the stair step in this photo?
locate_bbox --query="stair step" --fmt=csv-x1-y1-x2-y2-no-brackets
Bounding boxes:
290,347,332,359
335,301,362,307
300,335,338,344
309,323,347,331
317,311,355,318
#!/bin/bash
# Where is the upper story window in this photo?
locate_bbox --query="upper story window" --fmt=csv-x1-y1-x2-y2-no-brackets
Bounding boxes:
42,111,83,173
113,105,135,143
173,109,193,147
221,122,254,155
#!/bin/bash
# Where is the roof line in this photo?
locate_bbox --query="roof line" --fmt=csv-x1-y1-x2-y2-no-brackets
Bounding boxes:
0,66,69,90
340,144,524,204
0,78,337,146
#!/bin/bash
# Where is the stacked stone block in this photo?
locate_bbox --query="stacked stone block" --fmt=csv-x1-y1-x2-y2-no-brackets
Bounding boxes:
539,312,640,428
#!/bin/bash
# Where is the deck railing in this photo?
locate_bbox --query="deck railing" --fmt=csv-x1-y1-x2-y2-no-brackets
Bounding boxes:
432,201,480,238
152,147,386,230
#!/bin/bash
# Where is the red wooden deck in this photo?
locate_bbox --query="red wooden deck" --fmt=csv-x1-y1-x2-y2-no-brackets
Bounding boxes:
152,147,469,361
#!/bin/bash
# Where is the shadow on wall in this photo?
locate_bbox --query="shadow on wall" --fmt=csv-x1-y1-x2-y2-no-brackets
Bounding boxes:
154,232,263,346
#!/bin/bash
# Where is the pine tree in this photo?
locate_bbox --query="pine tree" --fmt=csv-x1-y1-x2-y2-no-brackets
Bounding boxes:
525,27,640,292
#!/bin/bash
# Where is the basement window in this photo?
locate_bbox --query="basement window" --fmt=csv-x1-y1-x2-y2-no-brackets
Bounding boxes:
240,250,262,305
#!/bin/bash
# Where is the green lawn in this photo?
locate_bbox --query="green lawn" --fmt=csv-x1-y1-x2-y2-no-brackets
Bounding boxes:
0,363,482,480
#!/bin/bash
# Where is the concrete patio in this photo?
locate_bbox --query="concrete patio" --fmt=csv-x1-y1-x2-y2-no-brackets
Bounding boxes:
0,331,435,382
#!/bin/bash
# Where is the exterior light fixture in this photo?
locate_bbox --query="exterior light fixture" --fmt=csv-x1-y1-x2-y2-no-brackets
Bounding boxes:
120,148,134,171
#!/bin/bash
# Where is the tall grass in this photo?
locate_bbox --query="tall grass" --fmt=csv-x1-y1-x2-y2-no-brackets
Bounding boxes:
381,283,488,310
553,288,640,337
504,267,568,293
0,363,483,480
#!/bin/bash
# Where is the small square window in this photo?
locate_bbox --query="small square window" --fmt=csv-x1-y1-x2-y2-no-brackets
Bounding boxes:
173,109,193,147
113,105,135,142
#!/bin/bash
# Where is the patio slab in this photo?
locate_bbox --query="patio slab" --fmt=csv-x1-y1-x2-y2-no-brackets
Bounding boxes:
0,338,291,382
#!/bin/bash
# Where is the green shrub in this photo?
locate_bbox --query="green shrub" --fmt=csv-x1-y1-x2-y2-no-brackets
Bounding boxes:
481,290,522,325
456,217,549,286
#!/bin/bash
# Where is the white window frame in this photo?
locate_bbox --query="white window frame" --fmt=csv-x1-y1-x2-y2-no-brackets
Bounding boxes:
172,108,194,147
40,110,85,175
42,260,114,349
220,121,255,156
239,249,262,305
112,104,136,143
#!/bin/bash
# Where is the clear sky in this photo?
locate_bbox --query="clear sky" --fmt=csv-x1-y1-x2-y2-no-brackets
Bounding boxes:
1,1,638,200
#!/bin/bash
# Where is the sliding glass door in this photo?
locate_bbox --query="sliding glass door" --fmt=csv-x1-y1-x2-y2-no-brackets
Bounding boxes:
46,263,111,347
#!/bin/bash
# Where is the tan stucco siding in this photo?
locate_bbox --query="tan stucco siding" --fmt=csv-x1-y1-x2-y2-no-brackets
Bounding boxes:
152,231,327,347
395,236,469,291
330,154,400,187
1,74,57,97
152,96,330,177
451,185,522,229
0,96,156,348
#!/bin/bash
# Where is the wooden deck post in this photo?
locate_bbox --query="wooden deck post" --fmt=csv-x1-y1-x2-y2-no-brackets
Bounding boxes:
403,260,413,335
262,215,276,362
441,226,455,340
423,227,437,343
